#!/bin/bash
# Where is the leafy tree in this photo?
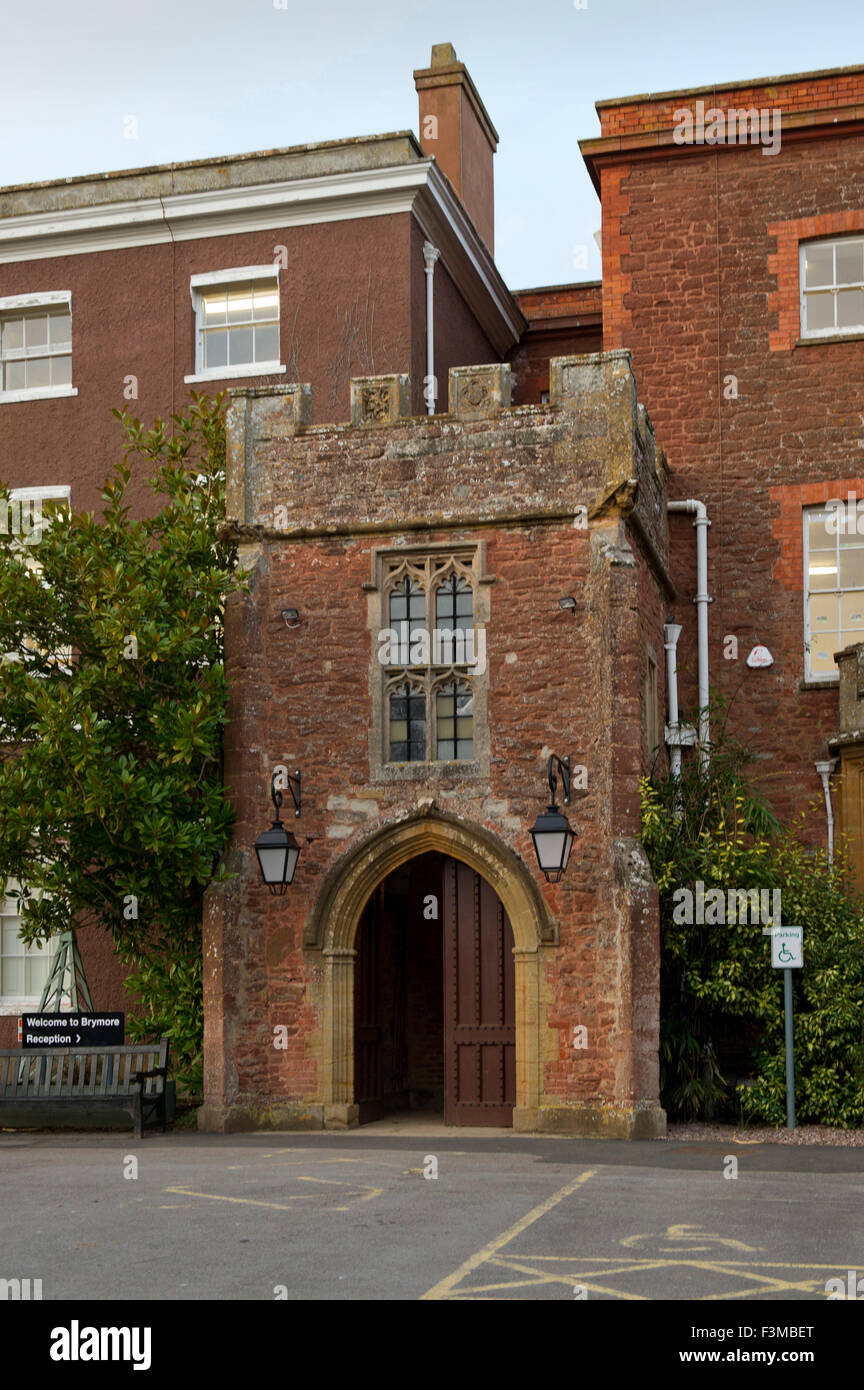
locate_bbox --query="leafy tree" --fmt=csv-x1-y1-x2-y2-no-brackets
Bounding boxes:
642,704,864,1126
0,393,243,1087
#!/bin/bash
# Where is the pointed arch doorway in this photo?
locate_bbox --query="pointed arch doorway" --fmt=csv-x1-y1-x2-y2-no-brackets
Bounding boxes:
306,808,555,1131
353,852,516,1126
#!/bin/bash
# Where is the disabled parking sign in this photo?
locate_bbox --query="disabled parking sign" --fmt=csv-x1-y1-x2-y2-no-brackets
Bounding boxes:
769,925,803,969
761,924,804,1129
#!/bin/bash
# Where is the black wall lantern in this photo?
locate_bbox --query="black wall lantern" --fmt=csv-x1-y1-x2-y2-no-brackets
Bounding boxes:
254,770,301,895
530,754,575,883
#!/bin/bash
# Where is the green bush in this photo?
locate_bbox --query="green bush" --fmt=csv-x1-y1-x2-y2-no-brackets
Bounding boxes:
642,714,864,1127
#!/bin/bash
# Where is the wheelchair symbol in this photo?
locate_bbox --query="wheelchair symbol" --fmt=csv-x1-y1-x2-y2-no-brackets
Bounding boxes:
778,943,795,963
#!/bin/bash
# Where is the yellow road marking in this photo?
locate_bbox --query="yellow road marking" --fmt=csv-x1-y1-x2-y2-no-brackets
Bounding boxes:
503,1256,673,1278
420,1168,597,1301
484,1257,649,1300
518,1255,862,1268
621,1225,760,1252
164,1187,317,1209
691,1261,831,1299
163,1179,383,1210
295,1176,382,1200
444,1252,853,1301
268,1157,369,1165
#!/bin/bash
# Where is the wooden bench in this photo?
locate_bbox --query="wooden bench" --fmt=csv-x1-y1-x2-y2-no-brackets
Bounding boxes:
0,1041,169,1139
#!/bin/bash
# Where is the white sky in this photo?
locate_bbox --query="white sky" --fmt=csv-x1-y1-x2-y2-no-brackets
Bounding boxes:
1,0,860,288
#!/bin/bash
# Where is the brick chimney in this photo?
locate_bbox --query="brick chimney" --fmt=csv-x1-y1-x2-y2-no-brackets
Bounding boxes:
414,43,499,254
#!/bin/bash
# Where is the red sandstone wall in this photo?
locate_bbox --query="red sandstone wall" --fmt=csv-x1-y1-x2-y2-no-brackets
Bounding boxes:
597,69,864,138
599,129,864,822
205,376,668,1122
220,521,633,1106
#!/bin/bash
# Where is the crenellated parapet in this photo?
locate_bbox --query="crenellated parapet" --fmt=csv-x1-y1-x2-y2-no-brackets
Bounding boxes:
223,352,670,591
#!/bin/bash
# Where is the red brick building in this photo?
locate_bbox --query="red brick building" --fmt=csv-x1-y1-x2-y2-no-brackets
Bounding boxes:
3,49,863,1130
581,66,864,852
0,45,519,517
198,60,864,1131
0,45,524,1045
201,355,669,1136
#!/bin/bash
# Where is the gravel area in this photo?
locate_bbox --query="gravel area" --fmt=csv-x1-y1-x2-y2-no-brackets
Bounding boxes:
665,1121,864,1147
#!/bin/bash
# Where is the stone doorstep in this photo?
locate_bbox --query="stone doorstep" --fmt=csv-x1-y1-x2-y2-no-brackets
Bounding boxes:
197,1102,667,1139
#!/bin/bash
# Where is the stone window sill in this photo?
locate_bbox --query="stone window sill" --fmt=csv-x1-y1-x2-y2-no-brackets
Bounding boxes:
799,677,839,691
0,999,44,1016
184,363,286,385
794,333,864,348
0,385,78,405
371,760,483,786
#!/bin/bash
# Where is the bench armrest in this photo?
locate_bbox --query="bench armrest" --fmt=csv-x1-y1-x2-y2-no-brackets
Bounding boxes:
131,1067,168,1083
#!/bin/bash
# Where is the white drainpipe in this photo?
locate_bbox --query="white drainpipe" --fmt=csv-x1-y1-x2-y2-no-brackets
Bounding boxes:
422,241,440,415
664,620,683,781
668,499,711,765
815,759,838,868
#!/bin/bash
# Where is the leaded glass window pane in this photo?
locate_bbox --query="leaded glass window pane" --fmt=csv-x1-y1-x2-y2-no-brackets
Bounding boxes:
436,682,473,760
389,578,425,626
389,684,427,762
435,575,473,664
382,557,480,765
435,574,473,629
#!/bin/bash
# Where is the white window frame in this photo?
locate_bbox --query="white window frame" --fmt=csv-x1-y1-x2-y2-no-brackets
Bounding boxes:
2,484,71,546
0,291,78,404
2,485,72,670
0,881,61,1015
8,483,71,507
184,265,286,384
803,505,864,682
799,237,864,340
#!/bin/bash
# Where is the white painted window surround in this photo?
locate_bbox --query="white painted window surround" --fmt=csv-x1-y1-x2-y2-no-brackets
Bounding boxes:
2,486,73,670
2,483,71,536
803,505,864,681
800,237,864,339
0,880,61,1014
9,484,71,504
185,265,286,384
0,290,78,404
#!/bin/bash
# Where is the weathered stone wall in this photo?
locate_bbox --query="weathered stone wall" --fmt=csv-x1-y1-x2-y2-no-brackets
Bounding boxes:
199,351,670,1137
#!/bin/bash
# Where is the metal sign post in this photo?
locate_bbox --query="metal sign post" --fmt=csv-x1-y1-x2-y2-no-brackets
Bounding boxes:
782,968,795,1130
763,925,803,1130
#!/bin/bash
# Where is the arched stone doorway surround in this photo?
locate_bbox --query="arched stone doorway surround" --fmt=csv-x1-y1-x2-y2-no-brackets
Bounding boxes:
303,805,556,1130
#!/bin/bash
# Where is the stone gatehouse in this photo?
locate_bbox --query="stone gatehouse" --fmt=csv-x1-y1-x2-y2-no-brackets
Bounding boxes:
199,350,670,1137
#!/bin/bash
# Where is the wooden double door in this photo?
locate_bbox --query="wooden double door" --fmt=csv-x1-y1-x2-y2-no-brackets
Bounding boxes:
354,854,516,1126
